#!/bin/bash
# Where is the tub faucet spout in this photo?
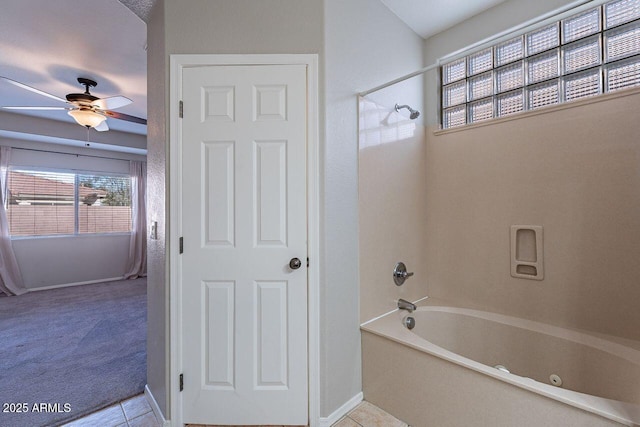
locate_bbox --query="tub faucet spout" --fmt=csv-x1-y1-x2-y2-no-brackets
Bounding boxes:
397,298,416,312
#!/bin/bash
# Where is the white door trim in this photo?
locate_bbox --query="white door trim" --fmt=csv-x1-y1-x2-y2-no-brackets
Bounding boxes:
169,54,320,427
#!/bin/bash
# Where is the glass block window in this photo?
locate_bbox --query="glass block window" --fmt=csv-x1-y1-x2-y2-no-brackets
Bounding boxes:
443,105,466,128
528,50,560,84
497,90,525,117
468,48,493,75
562,8,601,43
564,69,602,100
496,61,524,93
527,23,560,55
528,80,560,109
605,55,640,90
440,0,640,129
469,99,494,123
605,21,640,61
443,80,466,107
496,36,524,66
563,36,601,73
469,72,493,100
605,0,640,28
443,58,466,84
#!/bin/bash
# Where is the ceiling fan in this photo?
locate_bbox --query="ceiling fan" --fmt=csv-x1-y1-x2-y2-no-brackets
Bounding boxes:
0,76,146,132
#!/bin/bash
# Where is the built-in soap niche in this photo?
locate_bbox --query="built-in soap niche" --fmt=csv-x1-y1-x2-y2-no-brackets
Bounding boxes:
510,225,544,280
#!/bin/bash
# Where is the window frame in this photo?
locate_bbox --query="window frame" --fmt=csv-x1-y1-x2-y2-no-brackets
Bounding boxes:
7,166,132,239
439,0,640,129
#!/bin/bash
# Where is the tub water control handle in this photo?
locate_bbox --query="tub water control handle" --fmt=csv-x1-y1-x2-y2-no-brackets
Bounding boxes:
393,262,414,286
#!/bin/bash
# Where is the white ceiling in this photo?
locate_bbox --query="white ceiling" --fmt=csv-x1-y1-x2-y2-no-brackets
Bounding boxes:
380,0,508,39
0,0,147,136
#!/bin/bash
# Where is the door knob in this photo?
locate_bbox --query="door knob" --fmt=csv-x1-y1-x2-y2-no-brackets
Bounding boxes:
289,257,302,270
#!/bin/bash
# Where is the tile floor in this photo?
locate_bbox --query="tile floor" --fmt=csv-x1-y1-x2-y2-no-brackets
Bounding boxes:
333,401,408,427
61,395,159,427
63,396,406,427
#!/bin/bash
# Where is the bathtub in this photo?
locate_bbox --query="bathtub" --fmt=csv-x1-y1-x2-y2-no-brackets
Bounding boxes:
361,303,640,427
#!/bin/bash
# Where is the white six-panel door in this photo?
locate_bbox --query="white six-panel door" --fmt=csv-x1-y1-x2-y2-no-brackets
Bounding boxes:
180,64,308,425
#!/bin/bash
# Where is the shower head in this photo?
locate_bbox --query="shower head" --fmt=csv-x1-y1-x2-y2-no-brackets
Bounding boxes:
395,104,420,120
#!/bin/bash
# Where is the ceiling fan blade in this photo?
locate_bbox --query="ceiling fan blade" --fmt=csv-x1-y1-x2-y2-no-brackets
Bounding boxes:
92,96,132,110
94,120,109,132
0,76,67,103
2,106,69,110
103,110,147,125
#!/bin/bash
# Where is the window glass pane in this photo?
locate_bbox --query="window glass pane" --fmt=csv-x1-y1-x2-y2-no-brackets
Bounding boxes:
605,0,640,29
442,58,466,84
496,61,524,93
77,174,131,234
564,68,602,101
443,105,466,129
527,49,560,84
468,71,493,100
469,98,494,123
605,20,640,62
527,23,560,55
527,80,560,109
563,8,601,43
7,170,75,236
563,35,602,73
468,48,493,76
606,55,640,90
443,81,466,107
495,36,524,66
497,90,525,117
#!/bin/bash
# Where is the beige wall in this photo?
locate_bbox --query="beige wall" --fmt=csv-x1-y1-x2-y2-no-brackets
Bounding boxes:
164,0,323,54
358,93,428,323
420,0,640,342
425,91,640,341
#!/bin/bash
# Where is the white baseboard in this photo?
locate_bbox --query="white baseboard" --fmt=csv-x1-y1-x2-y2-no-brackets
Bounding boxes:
145,384,171,427
27,276,126,292
319,392,363,427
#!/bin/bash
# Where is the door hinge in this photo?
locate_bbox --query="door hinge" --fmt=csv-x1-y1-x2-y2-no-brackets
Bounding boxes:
179,237,184,254
179,373,184,391
306,257,309,268
179,100,184,118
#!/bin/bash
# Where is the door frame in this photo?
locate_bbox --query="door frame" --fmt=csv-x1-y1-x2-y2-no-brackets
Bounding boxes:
169,54,320,427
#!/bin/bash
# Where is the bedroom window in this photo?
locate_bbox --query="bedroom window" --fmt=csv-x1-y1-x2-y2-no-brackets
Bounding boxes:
6,169,132,237
441,0,640,129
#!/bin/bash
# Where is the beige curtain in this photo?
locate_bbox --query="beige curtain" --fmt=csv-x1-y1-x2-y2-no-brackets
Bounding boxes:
0,146,27,295
124,160,147,279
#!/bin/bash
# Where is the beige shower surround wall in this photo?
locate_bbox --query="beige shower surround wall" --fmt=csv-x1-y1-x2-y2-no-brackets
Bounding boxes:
425,89,640,342
358,98,428,323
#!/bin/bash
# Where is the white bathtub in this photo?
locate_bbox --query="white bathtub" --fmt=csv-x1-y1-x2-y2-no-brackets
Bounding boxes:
361,303,640,427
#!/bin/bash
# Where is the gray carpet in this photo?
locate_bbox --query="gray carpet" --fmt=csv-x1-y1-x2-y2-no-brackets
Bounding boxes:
0,278,147,427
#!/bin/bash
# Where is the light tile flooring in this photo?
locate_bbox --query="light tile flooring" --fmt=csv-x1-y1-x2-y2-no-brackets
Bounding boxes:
61,395,159,427
64,396,406,427
333,401,408,427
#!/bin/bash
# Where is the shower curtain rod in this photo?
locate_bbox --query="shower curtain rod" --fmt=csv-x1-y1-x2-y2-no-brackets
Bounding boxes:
358,63,439,98
358,0,596,98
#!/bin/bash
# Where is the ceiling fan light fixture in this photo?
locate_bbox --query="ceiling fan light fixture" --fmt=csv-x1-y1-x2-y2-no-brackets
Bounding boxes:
68,109,106,128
